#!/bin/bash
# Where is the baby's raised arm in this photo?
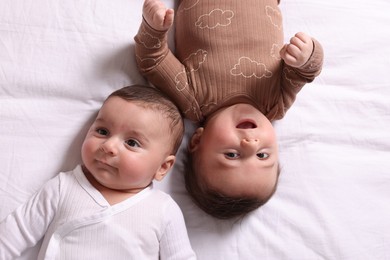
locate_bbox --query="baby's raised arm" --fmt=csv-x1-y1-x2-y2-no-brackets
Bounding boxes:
143,0,174,31
279,32,315,68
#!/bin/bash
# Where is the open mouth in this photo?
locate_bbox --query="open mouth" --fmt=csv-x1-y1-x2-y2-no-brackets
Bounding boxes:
236,120,257,129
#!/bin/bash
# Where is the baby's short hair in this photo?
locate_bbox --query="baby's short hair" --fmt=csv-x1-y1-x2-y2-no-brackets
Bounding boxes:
107,85,184,155
184,152,280,219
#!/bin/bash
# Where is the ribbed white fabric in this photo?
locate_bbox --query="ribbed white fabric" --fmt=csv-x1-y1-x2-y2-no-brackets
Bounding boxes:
0,165,196,260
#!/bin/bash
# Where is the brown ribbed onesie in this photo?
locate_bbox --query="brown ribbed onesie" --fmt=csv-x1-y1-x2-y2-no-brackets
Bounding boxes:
135,0,323,123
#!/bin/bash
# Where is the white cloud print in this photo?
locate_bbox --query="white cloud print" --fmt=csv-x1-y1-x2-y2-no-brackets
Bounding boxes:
175,70,188,91
181,0,199,11
139,31,161,49
175,49,208,91
283,67,300,88
182,49,207,71
231,57,273,79
195,9,234,29
265,6,282,30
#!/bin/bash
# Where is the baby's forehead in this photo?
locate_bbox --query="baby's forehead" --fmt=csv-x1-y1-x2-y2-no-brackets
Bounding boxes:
104,97,167,114
100,98,167,123
101,97,178,135
102,97,152,113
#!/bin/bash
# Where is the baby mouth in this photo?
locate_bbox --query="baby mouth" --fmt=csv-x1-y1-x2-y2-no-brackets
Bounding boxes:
96,159,112,168
236,120,257,129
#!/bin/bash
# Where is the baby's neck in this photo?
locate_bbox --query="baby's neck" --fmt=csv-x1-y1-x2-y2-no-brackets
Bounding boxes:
99,188,139,205
82,166,146,205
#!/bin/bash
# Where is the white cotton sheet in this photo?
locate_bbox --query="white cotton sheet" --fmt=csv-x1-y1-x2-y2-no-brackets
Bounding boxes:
1,0,390,259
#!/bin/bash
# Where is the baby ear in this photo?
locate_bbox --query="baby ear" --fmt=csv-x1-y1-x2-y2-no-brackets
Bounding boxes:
154,155,176,181
188,127,204,153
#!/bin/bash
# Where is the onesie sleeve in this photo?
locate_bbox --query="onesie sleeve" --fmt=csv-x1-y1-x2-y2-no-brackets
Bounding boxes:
134,19,202,122
0,176,60,259
278,38,324,118
159,199,196,260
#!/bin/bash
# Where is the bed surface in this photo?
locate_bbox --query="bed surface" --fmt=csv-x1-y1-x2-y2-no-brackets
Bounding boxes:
1,0,390,259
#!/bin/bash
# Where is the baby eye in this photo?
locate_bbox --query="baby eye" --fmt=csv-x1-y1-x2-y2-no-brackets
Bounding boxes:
96,128,109,136
125,139,140,148
225,152,240,159
257,153,269,160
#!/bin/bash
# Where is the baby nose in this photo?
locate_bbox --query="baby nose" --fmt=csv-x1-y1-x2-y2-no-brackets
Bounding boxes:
101,138,119,155
241,138,259,152
241,138,259,143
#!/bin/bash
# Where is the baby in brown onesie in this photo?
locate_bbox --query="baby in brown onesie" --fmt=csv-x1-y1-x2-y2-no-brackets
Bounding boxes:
135,0,324,219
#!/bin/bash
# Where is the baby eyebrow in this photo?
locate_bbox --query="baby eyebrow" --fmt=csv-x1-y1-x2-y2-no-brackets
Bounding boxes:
126,127,156,146
94,118,150,143
127,130,148,142
94,117,108,125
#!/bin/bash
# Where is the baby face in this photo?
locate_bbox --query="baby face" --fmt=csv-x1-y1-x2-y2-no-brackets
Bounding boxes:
190,103,279,199
81,97,175,193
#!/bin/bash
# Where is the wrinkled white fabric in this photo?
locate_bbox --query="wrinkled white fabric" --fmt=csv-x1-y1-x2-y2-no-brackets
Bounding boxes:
0,165,195,260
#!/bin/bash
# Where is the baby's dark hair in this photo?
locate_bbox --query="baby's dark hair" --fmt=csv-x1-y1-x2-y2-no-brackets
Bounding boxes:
107,85,184,155
184,152,280,219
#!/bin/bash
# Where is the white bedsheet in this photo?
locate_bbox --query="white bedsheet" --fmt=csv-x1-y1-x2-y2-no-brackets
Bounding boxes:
1,0,389,259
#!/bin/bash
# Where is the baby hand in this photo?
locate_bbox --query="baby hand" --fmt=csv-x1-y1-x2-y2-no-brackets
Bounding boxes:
143,0,174,31
279,32,314,68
